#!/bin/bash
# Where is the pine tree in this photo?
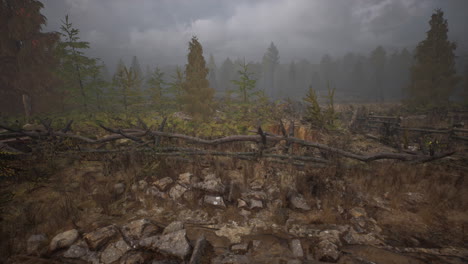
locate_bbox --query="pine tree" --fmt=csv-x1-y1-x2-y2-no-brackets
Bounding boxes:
167,66,184,107
112,63,141,115
56,14,100,111
370,46,386,102
181,36,214,120
130,55,143,84
207,54,217,91
407,9,460,108
147,67,166,108
0,0,60,118
231,60,258,104
262,42,279,97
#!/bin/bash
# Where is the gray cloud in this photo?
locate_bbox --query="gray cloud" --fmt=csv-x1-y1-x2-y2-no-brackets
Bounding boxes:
41,0,468,70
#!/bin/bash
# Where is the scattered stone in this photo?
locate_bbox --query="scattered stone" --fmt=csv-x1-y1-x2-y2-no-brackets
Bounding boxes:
122,219,158,242
120,251,151,264
237,199,248,208
27,234,48,256
131,184,138,192
178,172,193,185
146,186,168,199
114,183,126,195
193,174,225,194
138,180,148,190
153,177,174,191
204,195,226,208
163,221,184,235
289,194,311,211
215,223,252,244
84,225,118,251
169,184,188,200
318,230,341,246
140,230,191,259
249,199,263,210
289,239,304,258
315,240,340,262
342,228,383,246
189,235,206,264
349,207,367,218
50,229,79,252
100,239,131,264
231,243,249,254
63,243,88,259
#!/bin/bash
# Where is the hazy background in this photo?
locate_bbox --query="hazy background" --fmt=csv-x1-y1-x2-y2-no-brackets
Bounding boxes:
41,0,468,69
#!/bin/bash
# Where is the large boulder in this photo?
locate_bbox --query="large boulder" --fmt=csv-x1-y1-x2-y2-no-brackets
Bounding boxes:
49,229,79,252
289,239,304,258
289,193,311,211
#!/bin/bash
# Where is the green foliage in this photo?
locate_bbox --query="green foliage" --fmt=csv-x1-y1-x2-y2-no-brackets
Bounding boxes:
112,63,143,116
56,15,104,111
303,82,338,130
147,67,167,109
407,9,460,109
230,60,260,104
181,36,215,120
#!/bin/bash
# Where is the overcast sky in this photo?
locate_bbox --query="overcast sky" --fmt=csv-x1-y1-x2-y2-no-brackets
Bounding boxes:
41,0,468,71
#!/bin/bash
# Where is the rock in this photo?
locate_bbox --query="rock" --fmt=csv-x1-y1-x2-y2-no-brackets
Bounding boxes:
342,228,383,246
163,221,184,235
114,183,126,195
146,186,168,199
63,243,88,259
131,184,138,192
122,219,159,242
204,195,226,208
249,199,263,210
138,180,148,190
100,239,131,264
193,174,225,194
289,239,304,258
215,223,252,244
227,170,244,185
349,207,367,218
120,251,151,264
231,243,249,254
287,260,302,264
213,254,249,264
84,225,118,251
153,177,174,191
315,240,340,262
318,230,341,246
237,199,248,208
140,230,191,259
27,234,48,255
178,172,193,185
289,194,311,211
50,229,79,252
169,184,188,200
251,240,261,251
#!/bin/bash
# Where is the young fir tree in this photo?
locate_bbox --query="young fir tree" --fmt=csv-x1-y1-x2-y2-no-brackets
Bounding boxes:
407,9,460,108
56,14,100,111
147,67,166,108
303,86,323,128
181,36,215,120
168,66,184,100
0,0,60,118
230,60,259,104
112,63,141,115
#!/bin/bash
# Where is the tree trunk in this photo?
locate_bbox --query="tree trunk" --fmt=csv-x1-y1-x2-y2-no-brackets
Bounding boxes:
22,93,31,123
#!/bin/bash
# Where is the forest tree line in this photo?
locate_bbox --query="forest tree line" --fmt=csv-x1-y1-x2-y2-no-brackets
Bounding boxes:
1,0,468,121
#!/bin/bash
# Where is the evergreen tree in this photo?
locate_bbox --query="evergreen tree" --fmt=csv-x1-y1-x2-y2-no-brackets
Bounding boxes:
407,9,460,108
130,55,143,84
56,14,100,111
219,57,235,93
181,36,214,119
0,0,60,117
230,60,259,104
207,54,218,91
262,42,279,97
370,46,386,102
112,63,141,115
147,67,166,108
167,66,184,106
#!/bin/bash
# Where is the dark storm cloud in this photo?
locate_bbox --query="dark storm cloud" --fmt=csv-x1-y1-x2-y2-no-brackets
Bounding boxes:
41,0,468,69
